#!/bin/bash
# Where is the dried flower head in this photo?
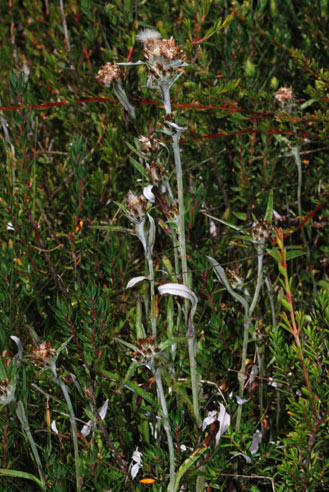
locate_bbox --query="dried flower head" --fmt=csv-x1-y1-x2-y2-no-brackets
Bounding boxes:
0,380,15,406
131,336,163,366
137,30,187,88
31,341,56,367
136,29,161,44
226,266,243,290
144,36,186,63
96,62,122,87
126,191,147,221
251,218,274,243
146,161,167,184
275,86,294,106
138,135,159,154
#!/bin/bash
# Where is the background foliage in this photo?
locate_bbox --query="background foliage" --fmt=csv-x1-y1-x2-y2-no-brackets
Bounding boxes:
1,0,329,491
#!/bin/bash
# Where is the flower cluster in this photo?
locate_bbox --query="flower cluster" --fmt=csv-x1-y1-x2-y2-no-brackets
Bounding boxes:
96,61,122,87
126,191,147,222
30,341,56,367
0,380,15,406
131,336,161,365
136,29,187,85
226,266,243,290
137,135,168,184
251,218,274,243
275,86,295,106
146,161,167,184
138,135,159,154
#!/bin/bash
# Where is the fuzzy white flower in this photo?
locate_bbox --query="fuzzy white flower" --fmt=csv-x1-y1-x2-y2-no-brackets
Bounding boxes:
136,28,161,44
0,381,15,406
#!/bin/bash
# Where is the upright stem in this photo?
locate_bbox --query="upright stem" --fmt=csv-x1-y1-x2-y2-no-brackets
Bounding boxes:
57,379,81,492
172,133,189,288
154,368,175,492
291,144,316,296
161,84,172,115
148,254,157,339
235,312,250,433
249,245,265,317
236,245,264,433
16,401,46,491
173,130,201,427
161,80,201,489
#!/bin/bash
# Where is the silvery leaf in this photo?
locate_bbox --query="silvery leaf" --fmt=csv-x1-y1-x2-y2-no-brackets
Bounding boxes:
158,283,198,336
249,429,262,455
99,399,109,420
202,403,230,446
51,420,59,434
146,213,155,257
10,336,23,362
236,395,250,405
143,185,156,203
126,276,148,289
230,452,252,464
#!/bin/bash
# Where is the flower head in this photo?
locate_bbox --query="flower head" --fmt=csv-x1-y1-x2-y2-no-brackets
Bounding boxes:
144,36,186,63
31,341,56,367
131,336,165,368
138,135,159,154
251,218,273,243
275,86,294,106
136,29,187,88
126,191,147,222
0,380,15,406
96,62,122,87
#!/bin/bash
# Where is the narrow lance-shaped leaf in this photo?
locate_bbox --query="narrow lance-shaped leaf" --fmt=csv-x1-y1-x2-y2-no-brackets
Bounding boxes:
265,189,273,223
0,469,44,488
202,212,245,233
146,213,155,257
207,256,249,312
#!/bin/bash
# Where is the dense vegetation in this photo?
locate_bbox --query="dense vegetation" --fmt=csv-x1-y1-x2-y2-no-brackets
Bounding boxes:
1,1,329,491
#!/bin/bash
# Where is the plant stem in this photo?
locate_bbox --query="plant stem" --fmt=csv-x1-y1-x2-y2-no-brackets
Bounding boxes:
291,144,316,296
161,84,172,115
236,244,264,432
172,133,189,288
16,401,46,491
57,379,81,492
148,254,157,339
154,368,175,492
161,80,202,488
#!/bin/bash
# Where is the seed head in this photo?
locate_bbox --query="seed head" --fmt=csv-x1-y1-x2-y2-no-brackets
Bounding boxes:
0,380,15,406
138,135,159,154
96,62,122,87
251,218,273,243
126,191,147,221
275,86,294,106
136,29,162,44
31,341,56,367
144,36,186,63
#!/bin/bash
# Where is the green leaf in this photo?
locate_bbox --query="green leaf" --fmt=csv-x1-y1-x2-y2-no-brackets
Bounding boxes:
278,264,288,278
232,211,247,221
158,336,187,351
266,248,281,263
129,156,147,178
317,280,329,290
202,212,245,232
0,469,43,488
265,190,273,223
100,369,154,406
281,297,292,312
